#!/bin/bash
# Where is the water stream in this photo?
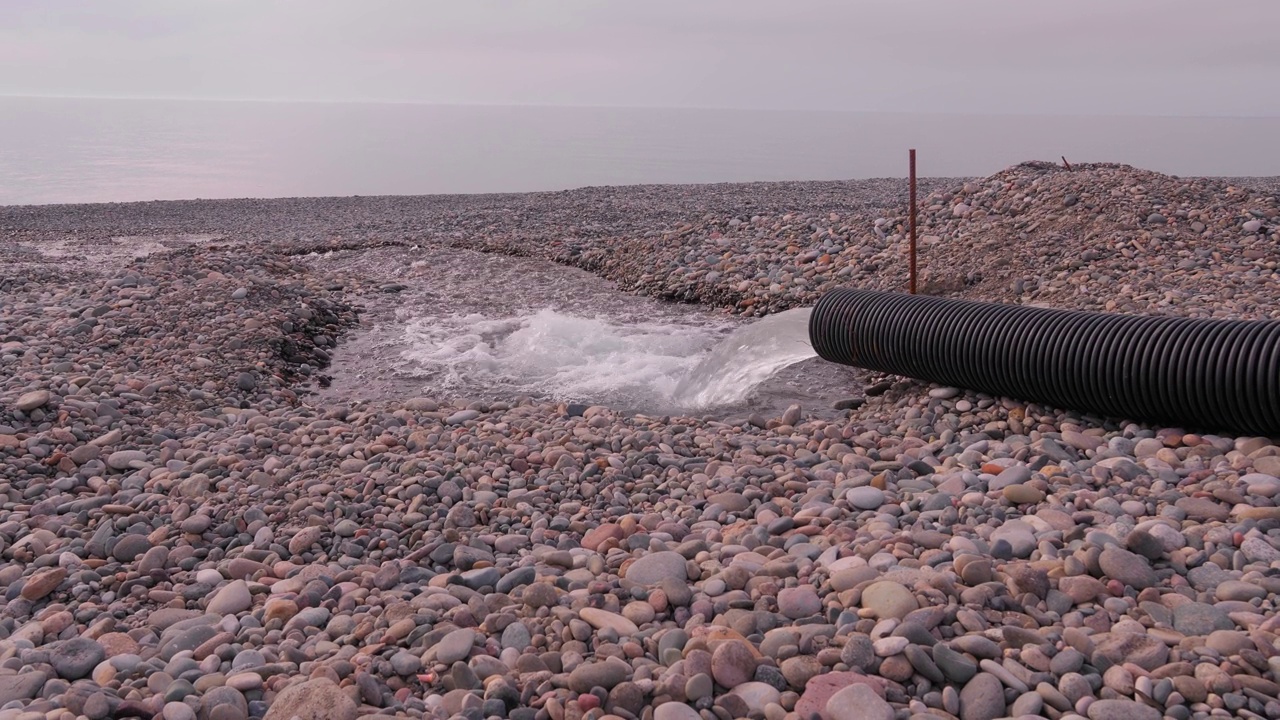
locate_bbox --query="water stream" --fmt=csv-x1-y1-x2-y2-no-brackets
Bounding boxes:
398,306,820,412
672,308,817,407
307,246,856,417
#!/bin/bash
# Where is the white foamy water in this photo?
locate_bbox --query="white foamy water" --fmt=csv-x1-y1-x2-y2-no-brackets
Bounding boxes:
310,245,855,417
673,308,817,407
399,306,818,412
402,309,717,404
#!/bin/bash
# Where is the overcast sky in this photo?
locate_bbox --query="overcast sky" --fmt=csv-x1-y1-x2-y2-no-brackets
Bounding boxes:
2,0,1276,116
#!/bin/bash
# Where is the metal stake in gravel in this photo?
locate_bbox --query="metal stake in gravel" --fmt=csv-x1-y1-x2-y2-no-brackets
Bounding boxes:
909,148,918,295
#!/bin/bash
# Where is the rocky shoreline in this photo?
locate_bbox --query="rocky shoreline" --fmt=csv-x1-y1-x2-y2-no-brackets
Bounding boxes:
2,164,1280,720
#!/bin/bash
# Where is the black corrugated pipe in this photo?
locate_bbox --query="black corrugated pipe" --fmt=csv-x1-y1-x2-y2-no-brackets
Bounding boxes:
809,288,1280,435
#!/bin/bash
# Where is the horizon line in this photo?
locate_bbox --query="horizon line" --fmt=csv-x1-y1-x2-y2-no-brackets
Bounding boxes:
2,93,1278,121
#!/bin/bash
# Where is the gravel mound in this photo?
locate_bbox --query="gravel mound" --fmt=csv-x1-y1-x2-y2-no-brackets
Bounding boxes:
453,162,1279,320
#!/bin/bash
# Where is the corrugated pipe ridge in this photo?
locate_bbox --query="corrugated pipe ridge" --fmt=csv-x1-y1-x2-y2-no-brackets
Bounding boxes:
809,288,1280,435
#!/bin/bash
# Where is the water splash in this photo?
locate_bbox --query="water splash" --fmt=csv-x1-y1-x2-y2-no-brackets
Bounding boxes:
398,306,818,412
673,307,816,408
400,309,723,406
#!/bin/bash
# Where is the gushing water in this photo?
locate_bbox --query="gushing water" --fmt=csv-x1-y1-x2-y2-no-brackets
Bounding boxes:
398,306,819,412
311,246,850,416
401,309,718,405
672,308,817,407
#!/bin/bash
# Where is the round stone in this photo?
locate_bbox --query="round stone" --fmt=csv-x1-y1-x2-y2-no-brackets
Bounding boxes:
51,637,106,680
1171,603,1232,636
860,581,918,620
777,586,822,619
827,683,892,720
1087,699,1162,720
106,450,148,470
711,640,757,688
434,629,476,664
83,692,112,720
164,703,197,720
846,487,886,510
15,390,51,411
685,673,713,701
1002,485,1045,504
1216,580,1265,602
568,658,631,693
959,672,1006,720
390,651,421,676
522,583,558,608
1098,545,1157,589
206,580,253,615
654,702,701,720
624,551,689,585
728,682,781,716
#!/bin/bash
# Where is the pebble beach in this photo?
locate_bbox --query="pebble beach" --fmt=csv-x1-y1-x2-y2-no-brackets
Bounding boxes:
2,161,1280,720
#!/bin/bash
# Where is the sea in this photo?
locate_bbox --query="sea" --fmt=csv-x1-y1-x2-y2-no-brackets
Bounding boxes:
2,96,1278,206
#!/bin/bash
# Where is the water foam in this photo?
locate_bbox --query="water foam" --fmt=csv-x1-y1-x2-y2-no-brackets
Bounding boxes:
400,308,733,409
672,307,817,407
398,306,819,411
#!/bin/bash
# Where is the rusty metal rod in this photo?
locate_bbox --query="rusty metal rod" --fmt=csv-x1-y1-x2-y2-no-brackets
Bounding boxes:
909,149,917,295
